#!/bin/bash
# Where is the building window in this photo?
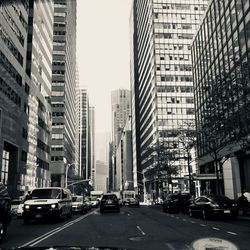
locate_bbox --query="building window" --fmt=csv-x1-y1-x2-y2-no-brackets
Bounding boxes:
1,150,9,185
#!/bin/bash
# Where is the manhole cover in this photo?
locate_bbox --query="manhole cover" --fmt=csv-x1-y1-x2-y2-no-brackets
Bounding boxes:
129,236,145,241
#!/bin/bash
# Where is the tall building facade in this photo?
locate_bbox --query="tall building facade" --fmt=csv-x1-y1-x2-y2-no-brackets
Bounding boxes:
111,89,131,146
78,87,89,180
115,116,133,191
0,1,53,198
50,0,77,187
88,106,95,185
192,0,250,198
131,0,208,200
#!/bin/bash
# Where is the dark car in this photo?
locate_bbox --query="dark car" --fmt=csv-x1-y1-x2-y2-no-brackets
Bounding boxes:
163,193,192,213
0,183,11,242
72,196,88,214
128,198,140,207
188,195,238,219
100,194,120,213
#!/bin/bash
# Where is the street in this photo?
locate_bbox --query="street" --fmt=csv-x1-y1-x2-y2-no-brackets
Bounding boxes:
1,206,250,250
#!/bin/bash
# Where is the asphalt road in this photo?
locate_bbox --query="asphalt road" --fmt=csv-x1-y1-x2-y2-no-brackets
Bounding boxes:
1,205,250,250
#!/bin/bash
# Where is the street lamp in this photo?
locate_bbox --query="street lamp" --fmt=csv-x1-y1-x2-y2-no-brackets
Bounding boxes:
65,163,75,188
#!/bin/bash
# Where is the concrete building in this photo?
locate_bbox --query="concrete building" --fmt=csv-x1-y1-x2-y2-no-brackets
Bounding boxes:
192,0,250,199
88,106,95,186
0,1,53,198
50,0,77,187
130,0,209,200
115,116,133,192
95,160,108,193
77,87,89,180
111,89,131,147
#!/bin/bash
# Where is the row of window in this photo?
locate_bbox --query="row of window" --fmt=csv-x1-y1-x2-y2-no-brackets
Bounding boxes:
157,108,195,115
2,7,25,46
156,54,190,61
37,139,50,153
155,33,194,40
51,156,64,162
157,97,194,104
157,86,193,93
156,64,192,72
38,117,50,135
0,76,21,106
52,112,64,117
154,23,195,30
14,2,29,28
160,76,193,82
0,24,23,66
37,158,49,171
0,50,22,86
153,2,206,11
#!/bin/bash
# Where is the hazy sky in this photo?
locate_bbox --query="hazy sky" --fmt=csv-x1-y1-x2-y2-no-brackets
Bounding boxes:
77,0,133,134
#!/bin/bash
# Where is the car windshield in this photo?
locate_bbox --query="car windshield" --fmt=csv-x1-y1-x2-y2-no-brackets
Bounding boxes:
102,195,117,200
72,196,82,202
30,189,61,199
210,195,232,203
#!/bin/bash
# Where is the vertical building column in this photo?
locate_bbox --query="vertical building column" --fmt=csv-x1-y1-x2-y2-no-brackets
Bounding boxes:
223,157,241,199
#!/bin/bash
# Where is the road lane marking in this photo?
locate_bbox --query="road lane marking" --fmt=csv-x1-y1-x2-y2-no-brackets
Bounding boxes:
19,209,97,247
212,227,220,231
200,224,206,227
136,225,146,236
165,243,176,250
176,216,179,219
182,219,187,221
227,231,237,235
190,221,195,224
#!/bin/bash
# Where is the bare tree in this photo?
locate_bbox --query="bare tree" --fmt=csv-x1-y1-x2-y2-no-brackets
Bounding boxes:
144,141,179,196
178,121,196,195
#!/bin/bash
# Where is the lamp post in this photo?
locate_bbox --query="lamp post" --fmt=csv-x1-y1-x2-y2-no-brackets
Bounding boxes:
65,163,75,188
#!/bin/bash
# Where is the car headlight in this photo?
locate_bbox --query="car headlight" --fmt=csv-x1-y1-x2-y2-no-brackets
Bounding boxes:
232,203,237,207
211,204,219,208
25,205,30,210
51,204,57,209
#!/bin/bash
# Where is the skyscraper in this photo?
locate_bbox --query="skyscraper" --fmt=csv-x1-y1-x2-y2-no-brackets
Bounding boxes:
0,1,54,197
78,87,89,180
88,106,95,185
131,0,208,199
111,89,131,147
50,0,77,187
192,0,250,198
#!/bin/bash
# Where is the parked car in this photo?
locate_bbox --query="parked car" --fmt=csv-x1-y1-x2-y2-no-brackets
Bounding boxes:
163,193,192,213
0,183,11,242
72,195,87,214
84,197,92,211
237,193,250,215
11,199,22,216
100,194,120,213
90,197,100,208
188,195,238,219
23,187,72,224
128,197,140,207
16,203,24,219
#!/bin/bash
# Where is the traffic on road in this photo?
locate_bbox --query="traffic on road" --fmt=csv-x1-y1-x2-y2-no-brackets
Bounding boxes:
1,187,250,249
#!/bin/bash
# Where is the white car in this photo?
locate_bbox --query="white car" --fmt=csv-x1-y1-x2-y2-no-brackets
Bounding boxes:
11,199,22,215
23,187,72,224
16,203,24,218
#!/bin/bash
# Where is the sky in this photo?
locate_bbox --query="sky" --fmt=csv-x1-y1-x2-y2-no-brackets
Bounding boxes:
77,0,133,135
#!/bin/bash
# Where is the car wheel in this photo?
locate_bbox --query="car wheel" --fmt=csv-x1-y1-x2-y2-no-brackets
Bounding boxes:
202,210,207,220
0,221,6,242
188,209,193,217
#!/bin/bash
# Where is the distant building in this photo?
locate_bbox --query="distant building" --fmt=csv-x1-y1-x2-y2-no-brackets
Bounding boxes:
115,116,133,191
0,1,53,197
95,160,108,193
111,89,131,147
130,0,209,200
50,0,77,187
78,88,89,180
88,106,95,186
192,0,250,199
